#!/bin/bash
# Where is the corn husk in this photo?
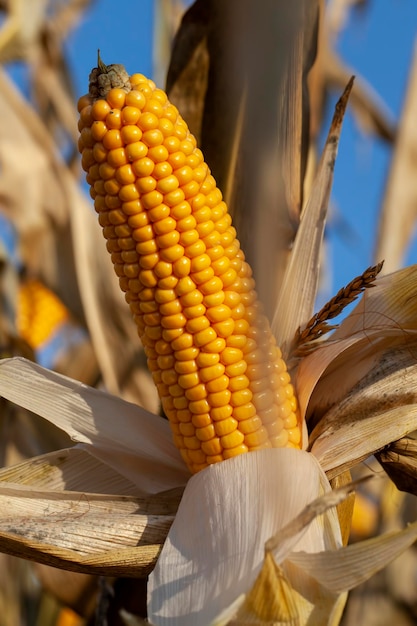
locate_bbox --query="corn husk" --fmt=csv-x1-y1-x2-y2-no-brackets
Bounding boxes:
148,452,417,625
272,77,353,355
0,358,187,494
148,449,342,625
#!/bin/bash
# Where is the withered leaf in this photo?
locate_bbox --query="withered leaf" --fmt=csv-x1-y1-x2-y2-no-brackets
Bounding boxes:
376,438,417,495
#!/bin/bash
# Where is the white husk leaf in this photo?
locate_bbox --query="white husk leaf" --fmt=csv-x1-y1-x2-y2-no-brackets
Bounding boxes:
210,481,361,626
211,490,417,625
148,449,342,626
215,556,348,626
0,357,189,494
288,520,417,593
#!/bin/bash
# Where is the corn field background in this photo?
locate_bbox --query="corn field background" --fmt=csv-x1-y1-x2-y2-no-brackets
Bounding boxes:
0,0,416,624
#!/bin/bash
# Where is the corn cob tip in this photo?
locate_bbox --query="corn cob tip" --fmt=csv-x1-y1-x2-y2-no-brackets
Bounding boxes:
89,52,131,101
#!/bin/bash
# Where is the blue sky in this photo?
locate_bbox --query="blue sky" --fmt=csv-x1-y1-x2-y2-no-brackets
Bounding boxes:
66,0,417,297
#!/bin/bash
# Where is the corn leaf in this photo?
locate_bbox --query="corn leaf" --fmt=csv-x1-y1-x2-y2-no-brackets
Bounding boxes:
312,402,417,480
212,479,417,626
305,288,417,478
0,442,183,577
0,357,189,493
332,264,417,336
0,0,48,61
0,447,142,496
325,0,370,39
323,47,396,142
301,273,417,478
309,1,395,153
376,437,417,495
288,520,417,594
272,78,353,354
165,0,210,139
0,482,176,576
296,264,417,419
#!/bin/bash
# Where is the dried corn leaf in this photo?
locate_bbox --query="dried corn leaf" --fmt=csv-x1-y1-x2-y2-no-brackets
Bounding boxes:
272,78,353,355
288,520,417,594
305,341,417,478
48,0,92,33
0,455,182,575
213,476,357,626
0,0,93,150
0,0,48,61
33,61,79,146
165,0,210,138
0,239,19,338
376,438,417,495
293,264,417,483
0,482,174,576
0,525,163,577
326,0,369,41
0,357,189,492
215,551,347,626
296,264,417,419
0,447,143,496
0,355,191,576
329,263,417,338
31,0,95,152
374,41,417,272
154,0,179,88
311,373,417,479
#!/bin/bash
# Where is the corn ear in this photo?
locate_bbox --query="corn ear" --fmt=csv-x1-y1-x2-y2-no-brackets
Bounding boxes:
77,57,302,473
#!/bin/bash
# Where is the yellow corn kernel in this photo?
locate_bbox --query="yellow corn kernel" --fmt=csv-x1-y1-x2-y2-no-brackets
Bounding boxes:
211,405,233,422
78,56,302,473
206,375,229,393
214,417,238,437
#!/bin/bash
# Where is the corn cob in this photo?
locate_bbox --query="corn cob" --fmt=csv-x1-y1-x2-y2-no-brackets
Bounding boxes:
77,57,302,473
17,279,69,349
